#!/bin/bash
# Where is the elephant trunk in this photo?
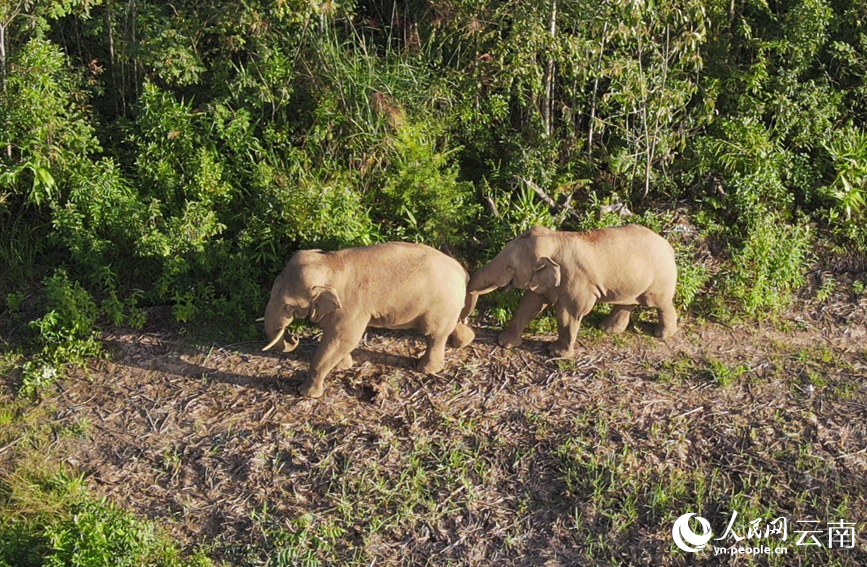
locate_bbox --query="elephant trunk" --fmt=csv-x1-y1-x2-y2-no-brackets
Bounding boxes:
459,289,479,322
467,260,510,296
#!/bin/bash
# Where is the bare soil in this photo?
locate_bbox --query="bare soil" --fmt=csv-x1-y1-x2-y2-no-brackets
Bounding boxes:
43,295,867,565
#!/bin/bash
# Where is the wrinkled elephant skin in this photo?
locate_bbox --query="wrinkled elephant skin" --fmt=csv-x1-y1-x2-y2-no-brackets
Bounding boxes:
465,225,678,358
263,243,475,397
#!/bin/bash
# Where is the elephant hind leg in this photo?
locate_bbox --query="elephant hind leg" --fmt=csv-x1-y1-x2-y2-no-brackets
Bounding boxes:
655,302,678,338
448,322,475,348
600,305,636,334
334,353,353,371
418,333,448,374
640,288,678,339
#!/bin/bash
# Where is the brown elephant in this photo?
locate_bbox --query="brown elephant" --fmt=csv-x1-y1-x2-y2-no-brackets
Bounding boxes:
263,242,475,397
463,224,677,358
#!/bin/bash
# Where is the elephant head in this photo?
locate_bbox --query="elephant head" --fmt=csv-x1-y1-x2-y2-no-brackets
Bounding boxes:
262,251,343,352
467,226,562,299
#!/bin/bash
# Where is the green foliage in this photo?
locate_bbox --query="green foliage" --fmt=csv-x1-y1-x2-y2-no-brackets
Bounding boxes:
3,0,867,354
673,240,711,310
483,181,557,256
380,119,478,243
722,217,814,316
823,126,867,243
250,511,344,567
19,270,101,397
0,38,99,206
0,466,211,567
704,357,749,387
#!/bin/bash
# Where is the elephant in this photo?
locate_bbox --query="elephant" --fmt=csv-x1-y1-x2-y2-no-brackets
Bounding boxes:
463,224,677,358
263,242,476,398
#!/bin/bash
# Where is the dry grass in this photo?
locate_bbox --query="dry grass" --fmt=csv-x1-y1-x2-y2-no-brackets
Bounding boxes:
4,291,867,566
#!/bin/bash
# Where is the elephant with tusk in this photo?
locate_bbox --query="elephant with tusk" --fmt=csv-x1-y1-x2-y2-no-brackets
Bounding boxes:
463,224,678,358
263,242,475,398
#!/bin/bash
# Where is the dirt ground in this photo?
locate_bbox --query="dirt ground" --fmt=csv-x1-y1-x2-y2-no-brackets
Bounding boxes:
45,293,867,566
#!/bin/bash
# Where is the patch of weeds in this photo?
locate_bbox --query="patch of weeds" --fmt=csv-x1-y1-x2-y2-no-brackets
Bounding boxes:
804,369,829,389
0,390,209,567
608,331,635,348
482,289,558,335
653,353,698,383
774,317,810,333
831,379,859,400
796,442,833,476
722,216,813,316
815,275,837,303
648,470,692,514
704,357,749,386
55,415,91,439
20,270,103,398
249,508,345,567
795,346,836,366
853,279,866,297
441,413,480,437
159,446,184,479
577,326,606,344
43,497,208,567
556,435,709,551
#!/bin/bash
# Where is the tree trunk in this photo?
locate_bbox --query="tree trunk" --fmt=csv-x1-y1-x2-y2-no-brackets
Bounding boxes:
0,22,6,93
542,0,557,137
588,22,608,157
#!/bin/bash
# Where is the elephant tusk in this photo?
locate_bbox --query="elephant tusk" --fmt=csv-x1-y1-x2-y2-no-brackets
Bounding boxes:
262,327,287,351
255,316,265,322
474,284,501,295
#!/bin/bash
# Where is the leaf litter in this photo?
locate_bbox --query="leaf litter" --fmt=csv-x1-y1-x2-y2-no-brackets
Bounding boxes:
34,291,867,565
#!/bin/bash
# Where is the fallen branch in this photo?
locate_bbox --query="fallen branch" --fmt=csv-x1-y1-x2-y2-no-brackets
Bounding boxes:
518,176,583,221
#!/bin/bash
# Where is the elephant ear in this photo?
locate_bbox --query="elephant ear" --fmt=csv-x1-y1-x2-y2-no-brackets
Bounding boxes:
528,257,561,295
310,285,341,323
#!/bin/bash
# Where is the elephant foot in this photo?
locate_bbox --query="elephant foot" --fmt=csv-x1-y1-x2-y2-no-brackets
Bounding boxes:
299,378,325,398
416,357,444,374
498,331,523,349
654,324,678,339
448,323,475,349
335,354,353,371
548,342,575,358
599,315,630,334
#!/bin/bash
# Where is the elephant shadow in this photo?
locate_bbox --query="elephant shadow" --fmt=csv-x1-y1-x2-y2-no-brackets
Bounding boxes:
102,333,422,398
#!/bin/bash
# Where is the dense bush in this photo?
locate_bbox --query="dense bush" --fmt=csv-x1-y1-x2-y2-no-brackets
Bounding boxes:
1,0,866,389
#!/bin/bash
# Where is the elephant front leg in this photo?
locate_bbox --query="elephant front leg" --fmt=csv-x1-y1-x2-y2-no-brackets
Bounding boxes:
301,319,366,398
548,301,591,358
499,291,548,348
